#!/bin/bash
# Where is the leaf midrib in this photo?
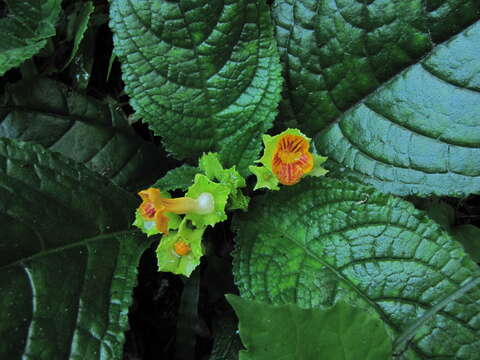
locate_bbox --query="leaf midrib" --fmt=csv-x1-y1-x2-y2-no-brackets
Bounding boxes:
313,18,480,139
393,277,480,355
256,220,478,359
272,225,400,330
0,229,136,271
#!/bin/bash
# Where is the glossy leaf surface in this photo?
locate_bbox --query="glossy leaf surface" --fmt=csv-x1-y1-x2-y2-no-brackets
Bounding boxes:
0,77,162,190
110,0,282,174
233,178,480,359
0,139,148,359
273,0,480,196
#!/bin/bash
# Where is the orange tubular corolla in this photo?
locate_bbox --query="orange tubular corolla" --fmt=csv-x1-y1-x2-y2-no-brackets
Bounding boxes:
272,134,313,185
138,188,213,235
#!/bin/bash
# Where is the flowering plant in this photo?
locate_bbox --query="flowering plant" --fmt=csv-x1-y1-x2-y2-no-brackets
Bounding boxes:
1,0,479,359
250,128,328,190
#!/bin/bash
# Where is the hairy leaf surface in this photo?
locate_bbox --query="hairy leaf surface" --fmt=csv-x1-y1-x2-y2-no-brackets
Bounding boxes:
227,295,392,360
109,0,282,175
233,179,480,359
0,139,148,359
273,0,480,196
0,77,162,190
0,0,62,75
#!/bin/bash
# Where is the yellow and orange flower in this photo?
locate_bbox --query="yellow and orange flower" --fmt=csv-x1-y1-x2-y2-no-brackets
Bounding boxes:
272,134,313,185
137,188,214,235
250,129,326,190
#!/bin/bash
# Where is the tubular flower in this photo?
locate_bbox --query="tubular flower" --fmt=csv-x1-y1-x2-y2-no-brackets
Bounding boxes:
272,134,313,185
137,188,214,235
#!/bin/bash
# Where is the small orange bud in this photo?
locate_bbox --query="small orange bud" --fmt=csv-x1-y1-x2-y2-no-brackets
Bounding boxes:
174,240,191,256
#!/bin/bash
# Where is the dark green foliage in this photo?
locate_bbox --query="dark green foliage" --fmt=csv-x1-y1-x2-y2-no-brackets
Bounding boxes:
0,0,479,359
0,77,162,190
227,295,392,360
274,0,480,196
0,0,62,75
0,139,148,359
233,178,480,359
62,1,94,70
109,0,283,175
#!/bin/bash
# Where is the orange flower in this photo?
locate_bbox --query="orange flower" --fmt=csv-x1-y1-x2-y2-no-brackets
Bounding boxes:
138,188,214,235
272,134,313,185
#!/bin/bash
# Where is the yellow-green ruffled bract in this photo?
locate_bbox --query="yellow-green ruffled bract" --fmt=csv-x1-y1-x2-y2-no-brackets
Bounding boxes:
133,152,248,277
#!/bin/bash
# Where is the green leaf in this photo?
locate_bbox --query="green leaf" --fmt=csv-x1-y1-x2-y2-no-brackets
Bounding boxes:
109,0,283,175
0,138,148,359
0,0,62,75
226,295,392,360
273,0,480,197
153,164,199,192
452,225,480,263
0,77,162,190
233,178,480,359
62,1,95,70
67,6,108,90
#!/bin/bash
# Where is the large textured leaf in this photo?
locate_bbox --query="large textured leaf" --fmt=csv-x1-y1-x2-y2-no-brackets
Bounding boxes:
0,77,162,190
273,0,480,196
109,0,282,175
233,178,480,359
0,0,62,75
227,295,392,360
0,138,148,359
